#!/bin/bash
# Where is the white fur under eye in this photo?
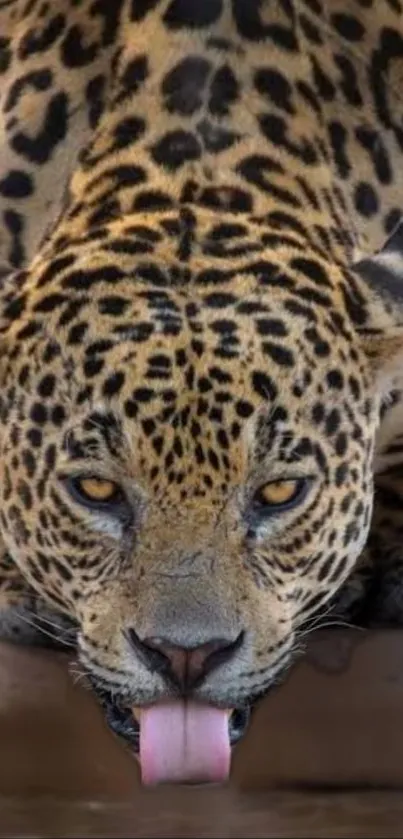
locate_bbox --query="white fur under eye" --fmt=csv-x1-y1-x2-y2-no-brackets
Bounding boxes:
371,249,403,276
89,514,123,541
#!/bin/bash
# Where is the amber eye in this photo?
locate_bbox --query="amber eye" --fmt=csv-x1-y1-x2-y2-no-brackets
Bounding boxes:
66,475,124,509
253,479,308,513
78,477,119,502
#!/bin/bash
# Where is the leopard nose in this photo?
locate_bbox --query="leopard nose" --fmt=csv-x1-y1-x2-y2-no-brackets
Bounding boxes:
127,629,245,690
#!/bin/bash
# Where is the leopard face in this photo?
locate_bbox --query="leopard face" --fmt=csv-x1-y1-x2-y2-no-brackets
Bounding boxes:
0,247,382,721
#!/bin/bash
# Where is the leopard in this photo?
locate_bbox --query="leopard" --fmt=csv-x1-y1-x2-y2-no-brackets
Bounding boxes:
2,0,403,784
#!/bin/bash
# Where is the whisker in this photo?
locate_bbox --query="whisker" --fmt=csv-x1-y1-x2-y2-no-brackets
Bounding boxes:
68,665,92,690
295,601,335,632
31,611,77,639
16,611,75,648
298,617,361,638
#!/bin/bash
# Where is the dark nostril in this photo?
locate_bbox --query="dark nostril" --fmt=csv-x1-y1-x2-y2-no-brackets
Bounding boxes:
126,629,245,690
126,627,172,679
202,630,245,675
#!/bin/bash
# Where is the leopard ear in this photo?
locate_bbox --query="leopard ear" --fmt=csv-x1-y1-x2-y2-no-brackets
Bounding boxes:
353,221,403,394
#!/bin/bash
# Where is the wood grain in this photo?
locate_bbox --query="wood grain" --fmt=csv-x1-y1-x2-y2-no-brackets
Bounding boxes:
0,629,403,836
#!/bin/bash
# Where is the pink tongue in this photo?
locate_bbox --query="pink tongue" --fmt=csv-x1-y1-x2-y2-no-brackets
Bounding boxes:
139,701,231,786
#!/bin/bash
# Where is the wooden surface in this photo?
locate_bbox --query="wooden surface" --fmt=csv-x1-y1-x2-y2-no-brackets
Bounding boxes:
1,629,403,836
3,791,403,838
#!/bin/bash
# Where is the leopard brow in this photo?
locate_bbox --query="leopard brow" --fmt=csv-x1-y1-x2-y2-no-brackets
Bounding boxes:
62,411,124,462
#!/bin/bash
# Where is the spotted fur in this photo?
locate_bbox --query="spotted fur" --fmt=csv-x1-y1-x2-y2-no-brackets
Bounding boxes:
0,0,403,723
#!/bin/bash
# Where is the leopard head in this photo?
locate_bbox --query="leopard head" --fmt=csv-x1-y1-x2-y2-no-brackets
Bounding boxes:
0,225,402,783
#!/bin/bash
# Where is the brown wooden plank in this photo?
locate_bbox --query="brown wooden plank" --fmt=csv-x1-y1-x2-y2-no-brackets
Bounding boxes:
1,630,403,835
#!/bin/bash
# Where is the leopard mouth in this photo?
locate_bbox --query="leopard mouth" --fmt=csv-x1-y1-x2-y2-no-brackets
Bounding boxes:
97,689,250,753
84,650,290,785
90,677,251,755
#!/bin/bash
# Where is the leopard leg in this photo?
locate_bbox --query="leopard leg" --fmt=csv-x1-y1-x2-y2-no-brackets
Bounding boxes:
327,544,376,625
329,390,403,628
0,543,77,650
354,392,403,626
328,472,403,628
360,467,403,627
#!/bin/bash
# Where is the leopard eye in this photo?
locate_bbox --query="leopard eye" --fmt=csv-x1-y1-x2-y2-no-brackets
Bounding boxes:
66,476,124,509
252,478,308,513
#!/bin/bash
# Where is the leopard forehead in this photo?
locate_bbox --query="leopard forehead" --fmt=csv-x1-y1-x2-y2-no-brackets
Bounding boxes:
3,252,370,431
0,259,374,527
